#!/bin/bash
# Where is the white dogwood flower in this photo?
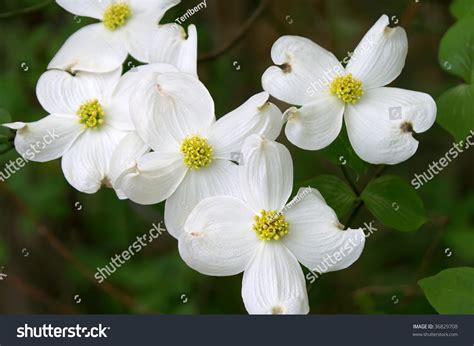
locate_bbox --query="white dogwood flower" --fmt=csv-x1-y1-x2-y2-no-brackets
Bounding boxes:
3,66,146,193
109,131,150,199
51,0,197,74
114,67,284,238
179,135,366,314
262,14,436,165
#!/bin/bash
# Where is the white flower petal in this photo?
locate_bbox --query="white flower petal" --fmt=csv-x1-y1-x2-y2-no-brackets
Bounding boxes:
165,159,241,238
48,23,128,74
109,131,150,190
56,0,109,19
144,24,198,75
4,114,83,162
61,126,127,193
105,65,176,132
346,14,408,89
284,94,345,150
36,68,121,115
123,0,182,61
240,135,293,212
262,35,343,106
209,92,284,159
131,71,215,151
242,242,309,314
123,12,161,63
115,150,187,204
128,0,180,14
283,188,365,273
345,87,437,165
179,196,258,276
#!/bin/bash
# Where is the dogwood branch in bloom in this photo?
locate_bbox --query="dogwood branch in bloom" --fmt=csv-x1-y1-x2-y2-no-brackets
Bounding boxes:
51,0,197,74
114,65,284,238
3,67,143,194
262,14,436,165
178,135,366,314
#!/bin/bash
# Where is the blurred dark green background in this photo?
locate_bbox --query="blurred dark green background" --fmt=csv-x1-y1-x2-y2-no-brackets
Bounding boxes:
0,0,472,314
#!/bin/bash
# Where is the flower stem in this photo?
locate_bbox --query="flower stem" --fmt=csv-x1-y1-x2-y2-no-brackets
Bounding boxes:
340,164,360,195
198,0,271,61
0,0,53,20
0,143,14,155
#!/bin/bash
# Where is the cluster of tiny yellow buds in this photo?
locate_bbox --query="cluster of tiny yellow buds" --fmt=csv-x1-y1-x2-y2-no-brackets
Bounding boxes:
253,210,289,241
103,3,132,31
329,73,364,104
77,99,105,129
180,135,214,169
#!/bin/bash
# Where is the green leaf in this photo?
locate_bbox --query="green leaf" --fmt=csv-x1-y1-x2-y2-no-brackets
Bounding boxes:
437,83,474,141
450,0,474,20
438,16,474,83
294,174,358,219
361,175,426,232
418,267,474,314
320,126,369,174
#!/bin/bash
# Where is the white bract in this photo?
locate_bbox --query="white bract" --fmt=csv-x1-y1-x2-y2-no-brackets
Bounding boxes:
262,14,436,165
179,135,366,314
114,65,284,238
3,66,147,194
51,0,197,74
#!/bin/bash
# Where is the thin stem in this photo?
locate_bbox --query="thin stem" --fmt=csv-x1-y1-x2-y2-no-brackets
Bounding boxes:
340,164,360,196
373,164,387,179
416,216,449,279
6,273,79,313
0,0,54,19
345,200,364,228
0,183,157,313
198,0,271,62
0,143,14,155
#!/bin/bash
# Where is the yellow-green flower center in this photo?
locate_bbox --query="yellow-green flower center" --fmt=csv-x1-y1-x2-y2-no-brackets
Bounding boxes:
103,3,132,31
77,99,105,129
253,210,289,241
329,73,364,104
180,135,214,169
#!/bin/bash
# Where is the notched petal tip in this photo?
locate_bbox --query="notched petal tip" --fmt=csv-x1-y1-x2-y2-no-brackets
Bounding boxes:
271,305,284,314
400,121,414,133
257,101,271,112
283,106,299,122
101,176,113,188
279,62,292,73
384,25,399,35
155,83,166,96
189,231,204,238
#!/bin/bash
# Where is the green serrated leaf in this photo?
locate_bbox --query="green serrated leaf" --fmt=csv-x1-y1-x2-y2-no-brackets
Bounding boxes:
436,83,474,141
361,175,426,232
419,267,474,314
320,126,369,174
439,16,474,83
294,174,358,219
450,0,474,20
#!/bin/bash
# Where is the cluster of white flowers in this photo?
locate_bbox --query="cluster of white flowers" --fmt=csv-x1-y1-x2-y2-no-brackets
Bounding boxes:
3,3,436,315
